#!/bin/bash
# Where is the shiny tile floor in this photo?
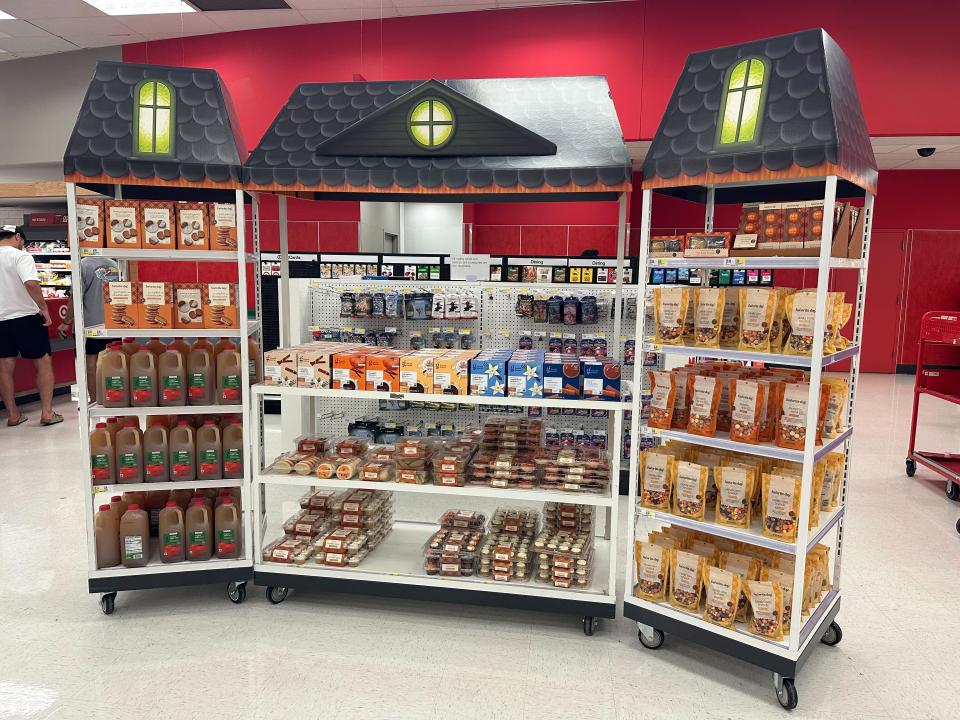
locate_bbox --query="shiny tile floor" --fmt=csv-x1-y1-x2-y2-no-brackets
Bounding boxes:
1,374,957,719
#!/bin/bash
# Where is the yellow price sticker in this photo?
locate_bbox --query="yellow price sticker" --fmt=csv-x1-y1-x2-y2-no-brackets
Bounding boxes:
647,427,661,436
651,343,663,352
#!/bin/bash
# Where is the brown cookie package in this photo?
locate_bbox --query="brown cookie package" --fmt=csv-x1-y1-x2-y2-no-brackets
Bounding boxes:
209,202,238,249
176,202,209,250
174,283,204,329
102,281,140,329
75,199,104,248
139,282,174,328
104,200,142,249
202,283,239,329
141,201,176,249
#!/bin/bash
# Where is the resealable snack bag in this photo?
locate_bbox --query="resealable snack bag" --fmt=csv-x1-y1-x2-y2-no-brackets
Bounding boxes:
720,551,761,622
647,371,677,430
703,566,742,628
729,378,766,444
687,375,721,437
746,580,785,641
653,287,689,346
775,382,811,450
760,567,796,631
694,288,723,348
640,451,675,511
761,473,802,541
821,376,849,438
669,549,705,612
784,290,818,355
739,288,777,352
769,288,794,351
635,541,669,602
719,287,740,348
714,465,755,528
674,461,709,521
672,368,693,429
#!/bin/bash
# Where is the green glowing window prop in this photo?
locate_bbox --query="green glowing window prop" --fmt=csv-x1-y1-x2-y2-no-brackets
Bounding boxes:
408,98,455,150
717,58,767,146
134,80,175,156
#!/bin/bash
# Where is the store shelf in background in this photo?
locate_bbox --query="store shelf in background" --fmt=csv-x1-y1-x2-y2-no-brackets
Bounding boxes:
88,404,242,419
638,505,845,554
257,473,615,507
81,248,257,263
89,554,250,581
85,321,260,339
92,479,243,494
641,343,860,368
253,383,628,411
255,520,612,602
646,257,863,270
641,425,853,463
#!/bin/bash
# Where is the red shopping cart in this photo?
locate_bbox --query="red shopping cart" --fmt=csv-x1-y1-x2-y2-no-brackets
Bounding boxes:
905,311,960,516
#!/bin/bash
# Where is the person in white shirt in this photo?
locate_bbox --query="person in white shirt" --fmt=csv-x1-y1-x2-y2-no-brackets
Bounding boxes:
0,225,61,426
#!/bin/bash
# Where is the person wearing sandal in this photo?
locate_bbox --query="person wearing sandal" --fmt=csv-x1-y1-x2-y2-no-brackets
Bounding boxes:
0,225,62,427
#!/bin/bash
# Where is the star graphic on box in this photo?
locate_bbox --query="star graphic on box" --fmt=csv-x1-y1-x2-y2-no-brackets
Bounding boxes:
523,365,538,378
529,382,543,397
486,363,501,377
491,379,505,394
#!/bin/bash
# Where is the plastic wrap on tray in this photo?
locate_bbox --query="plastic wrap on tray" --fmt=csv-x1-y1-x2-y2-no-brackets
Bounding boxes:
480,416,543,452
296,434,329,454
397,467,431,484
262,536,314,564
334,437,369,458
543,502,594,533
368,445,397,461
423,527,483,577
282,509,331,539
396,438,436,460
299,488,342,512
335,457,362,480
490,507,540,535
267,452,312,474
535,530,594,589
477,532,534,582
438,509,486,530
360,460,395,482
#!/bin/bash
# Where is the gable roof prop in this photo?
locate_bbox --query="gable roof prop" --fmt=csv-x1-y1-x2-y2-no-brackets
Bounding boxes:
642,29,877,202
63,61,246,189
245,76,630,199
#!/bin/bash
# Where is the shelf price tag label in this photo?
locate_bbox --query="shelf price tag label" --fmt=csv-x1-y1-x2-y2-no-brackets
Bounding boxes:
651,343,663,352
646,427,661,437
389,393,404,400
80,249,96,257
639,509,655,519
92,486,106,494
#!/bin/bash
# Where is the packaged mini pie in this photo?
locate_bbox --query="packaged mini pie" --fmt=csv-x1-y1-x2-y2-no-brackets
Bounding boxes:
761,473,802,541
640,451,675,511
738,288,777,352
669,549,704,612
652,287,689,346
693,288,723,348
760,567,796,631
686,374,721,437
784,290,818,355
776,382,811,450
715,465,755,528
635,541,669,602
719,551,760,622
821,376,849,438
719,288,740,348
702,566,741,629
729,378,766,444
673,461,708,521
647,371,677,430
746,580,785,641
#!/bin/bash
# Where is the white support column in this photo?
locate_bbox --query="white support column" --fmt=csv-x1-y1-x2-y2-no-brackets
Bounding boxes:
611,192,628,361
278,194,290,347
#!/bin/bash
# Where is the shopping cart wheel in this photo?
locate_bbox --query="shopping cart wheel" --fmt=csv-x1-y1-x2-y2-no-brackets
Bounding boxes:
99,592,116,616
266,586,289,604
955,518,960,535
227,581,247,604
947,481,960,501
582,616,597,636
905,459,916,477
638,625,664,649
774,675,798,711
820,620,842,646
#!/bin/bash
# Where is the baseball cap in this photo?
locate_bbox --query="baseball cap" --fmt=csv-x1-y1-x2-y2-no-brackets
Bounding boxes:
0,224,25,240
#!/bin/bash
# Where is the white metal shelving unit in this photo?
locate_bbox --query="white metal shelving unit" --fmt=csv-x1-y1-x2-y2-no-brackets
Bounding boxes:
68,184,259,613
622,175,874,706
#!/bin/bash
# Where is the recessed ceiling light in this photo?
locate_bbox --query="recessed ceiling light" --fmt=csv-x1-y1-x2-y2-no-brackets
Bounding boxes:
0,11,17,20
81,1,196,15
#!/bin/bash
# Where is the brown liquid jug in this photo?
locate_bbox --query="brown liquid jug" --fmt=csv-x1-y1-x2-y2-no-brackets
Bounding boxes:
158,501,186,563
214,497,241,559
143,420,169,482
217,344,242,405
115,419,144,484
170,337,190,359
248,337,261,384
222,418,244,480
169,420,195,481
168,488,193,510
185,498,212,561
94,504,120,569
109,494,125,517
145,337,167,358
158,348,186,407
196,419,222,481
121,337,141,357
98,343,129,408
121,490,146,509
187,346,214,406
90,422,115,484
119,504,150,568
129,347,158,407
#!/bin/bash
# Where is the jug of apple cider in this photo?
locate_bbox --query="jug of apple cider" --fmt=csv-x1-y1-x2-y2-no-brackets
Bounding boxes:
143,420,169,482
119,504,149,568
170,337,190,359
217,344,242,405
195,486,218,506
158,501,186,563
145,337,167,358
248,337,262,384
106,416,121,443
215,497,241,559
187,346,214,406
120,336,140,357
222,418,244,480
213,337,231,364
115,419,144,484
130,347,158,407
196,419,222,481
109,494,125,517
90,422,115,485
158,348,186,407
121,490,146,509
98,343,129,408
95,504,120,569
168,488,193,510
169,420,196,481
192,337,213,354
185,498,212,561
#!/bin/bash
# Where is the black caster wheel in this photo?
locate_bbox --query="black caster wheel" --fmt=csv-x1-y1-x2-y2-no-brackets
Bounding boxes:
955,518,960,535
227,582,247,604
638,626,665,649
820,620,842,646
582,616,597,636
905,459,916,477
776,677,798,710
947,481,960,501
266,586,289,604
99,593,116,616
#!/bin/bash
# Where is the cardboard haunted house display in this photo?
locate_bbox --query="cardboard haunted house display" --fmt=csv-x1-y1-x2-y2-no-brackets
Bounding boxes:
244,76,631,198
63,61,246,190
642,28,877,259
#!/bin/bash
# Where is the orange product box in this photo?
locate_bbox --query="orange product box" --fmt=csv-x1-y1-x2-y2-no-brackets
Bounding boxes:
209,202,238,250
202,283,238,329
141,201,176,249
139,282,174,329
781,202,805,248
803,201,826,248
174,283,204,329
75,199,104,248
102,281,140,329
366,350,405,392
758,202,783,247
176,202,209,250
333,348,373,391
104,200,143,249
400,350,443,393
266,348,299,387
434,351,477,396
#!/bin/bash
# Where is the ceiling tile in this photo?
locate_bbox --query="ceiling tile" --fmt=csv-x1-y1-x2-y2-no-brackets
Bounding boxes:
0,19,58,37
206,8,307,31
289,0,400,8
28,17,131,35
0,35,78,51
0,1,106,19
116,12,221,34
66,34,140,48
396,4,496,16
299,8,399,22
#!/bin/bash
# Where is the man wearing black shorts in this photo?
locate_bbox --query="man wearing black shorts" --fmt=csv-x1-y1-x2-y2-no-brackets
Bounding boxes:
0,225,61,426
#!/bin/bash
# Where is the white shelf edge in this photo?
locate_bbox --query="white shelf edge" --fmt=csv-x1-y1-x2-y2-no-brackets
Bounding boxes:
252,383,627,411
88,403,241,418
81,248,256,262
92,479,244,494
640,425,852,462
640,343,860,368
805,506,845,552
645,257,862,270
256,473,615,507
89,557,251,580
85,320,259,339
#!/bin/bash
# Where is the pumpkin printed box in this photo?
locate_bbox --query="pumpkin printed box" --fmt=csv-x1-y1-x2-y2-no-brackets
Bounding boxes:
104,200,142,249
75,199,104,248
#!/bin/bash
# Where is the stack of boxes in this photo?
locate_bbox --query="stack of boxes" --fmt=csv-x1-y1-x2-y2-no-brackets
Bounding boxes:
101,281,239,331
477,507,539,582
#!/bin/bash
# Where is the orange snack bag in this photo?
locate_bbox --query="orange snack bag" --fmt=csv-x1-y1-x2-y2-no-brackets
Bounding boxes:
647,371,677,430
686,375,721,437
729,378,766,444
776,382,811,450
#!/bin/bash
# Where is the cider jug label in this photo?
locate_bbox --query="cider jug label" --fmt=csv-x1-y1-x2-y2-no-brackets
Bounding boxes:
171,450,192,477
199,449,220,475
123,535,144,560
104,375,125,402
188,530,208,557
220,374,241,402
217,529,237,555
224,448,242,474
145,451,165,477
162,531,182,558
91,453,111,481
118,452,139,480
162,375,183,402
188,373,207,400
132,375,153,402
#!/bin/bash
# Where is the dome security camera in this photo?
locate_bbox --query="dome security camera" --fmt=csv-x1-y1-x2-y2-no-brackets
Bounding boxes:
917,147,937,157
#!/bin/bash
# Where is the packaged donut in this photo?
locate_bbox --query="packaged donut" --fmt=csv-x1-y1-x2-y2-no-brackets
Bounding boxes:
640,451,675,511
653,287,688,346
647,371,677,430
686,375,721,437
745,580,784,641
761,473,802,541
669,549,704,612
673,461,708,521
715,465,755,528
738,288,777,352
693,288,723,348
635,541,669,602
702,566,741,629
729,378,766,444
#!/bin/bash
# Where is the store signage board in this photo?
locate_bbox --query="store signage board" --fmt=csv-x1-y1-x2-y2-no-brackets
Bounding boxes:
507,257,568,266
321,254,379,263
448,254,491,280
383,255,440,265
261,253,316,262
568,258,623,268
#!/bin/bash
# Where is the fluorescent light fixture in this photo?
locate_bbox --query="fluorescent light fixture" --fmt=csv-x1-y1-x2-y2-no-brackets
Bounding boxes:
0,11,16,20
81,1,196,15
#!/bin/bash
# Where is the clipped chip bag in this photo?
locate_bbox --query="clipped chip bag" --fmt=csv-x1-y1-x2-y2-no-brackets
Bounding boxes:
739,288,777,352
635,541,670,602
653,287,689,346
702,566,742,628
669,549,705,612
693,287,723,348
647,371,677,430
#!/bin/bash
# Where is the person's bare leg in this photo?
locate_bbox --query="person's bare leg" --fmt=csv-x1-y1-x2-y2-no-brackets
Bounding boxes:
32,354,54,421
85,353,97,403
0,357,19,422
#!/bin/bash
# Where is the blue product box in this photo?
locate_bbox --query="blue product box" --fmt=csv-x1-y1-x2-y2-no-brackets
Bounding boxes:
581,359,622,401
543,353,582,399
507,350,545,398
470,351,510,396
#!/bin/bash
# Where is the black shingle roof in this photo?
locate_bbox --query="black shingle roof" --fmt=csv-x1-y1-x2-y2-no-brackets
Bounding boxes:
642,29,876,197
63,61,245,186
245,76,630,194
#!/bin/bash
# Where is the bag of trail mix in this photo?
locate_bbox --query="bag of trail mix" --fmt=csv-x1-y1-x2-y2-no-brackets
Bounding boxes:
738,288,777,353
686,375,721,438
702,566,742,629
760,567,796,632
669,549,705,612
647,371,677,430
715,465,755,529
775,382,811,451
719,287,741,348
693,288,723,349
745,580,785,641
729,378,766,444
674,461,709,521
653,287,689,346
635,541,669,602
640,451,675,512
720,551,760,622
761,473,802,542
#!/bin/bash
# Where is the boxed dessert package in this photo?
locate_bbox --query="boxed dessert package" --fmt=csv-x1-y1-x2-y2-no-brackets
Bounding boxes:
141,201,176,249
434,350,475,396
209,202,238,249
104,200,142,249
139,281,174,329
102,281,140,329
469,350,511,397
176,202,209,250
174,283,204,329
202,283,238,329
507,350,545,398
265,348,299,387
76,199,104,248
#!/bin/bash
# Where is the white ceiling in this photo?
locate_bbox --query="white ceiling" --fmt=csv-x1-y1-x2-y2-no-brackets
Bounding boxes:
0,0,601,59
625,138,960,170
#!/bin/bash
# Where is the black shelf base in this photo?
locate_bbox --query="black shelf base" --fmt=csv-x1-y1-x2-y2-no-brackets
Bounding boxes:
89,566,252,594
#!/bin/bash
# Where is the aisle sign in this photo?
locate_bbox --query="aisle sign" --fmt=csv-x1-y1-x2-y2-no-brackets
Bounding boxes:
448,253,490,281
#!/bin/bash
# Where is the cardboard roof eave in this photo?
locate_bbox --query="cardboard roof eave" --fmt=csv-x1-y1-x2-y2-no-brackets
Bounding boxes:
641,29,877,201
63,61,246,188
